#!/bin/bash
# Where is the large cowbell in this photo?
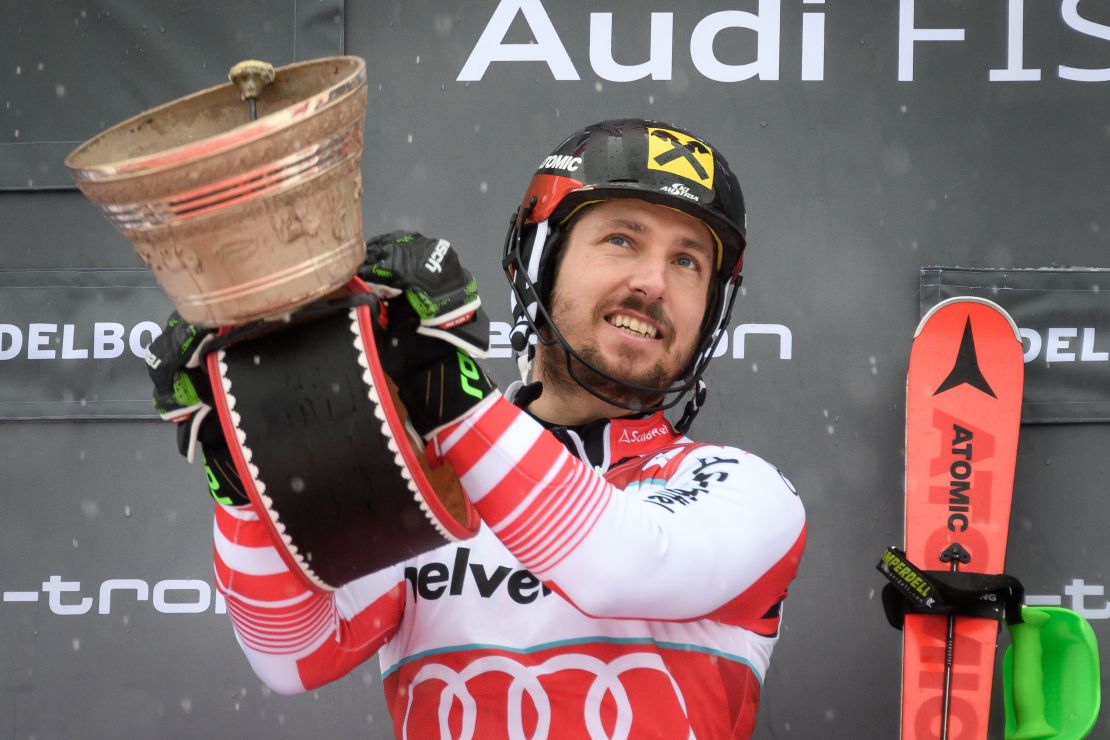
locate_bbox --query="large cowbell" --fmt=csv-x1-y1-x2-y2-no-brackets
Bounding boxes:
65,57,368,327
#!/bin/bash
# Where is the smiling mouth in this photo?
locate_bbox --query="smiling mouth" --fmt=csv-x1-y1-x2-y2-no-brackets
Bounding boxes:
606,313,659,339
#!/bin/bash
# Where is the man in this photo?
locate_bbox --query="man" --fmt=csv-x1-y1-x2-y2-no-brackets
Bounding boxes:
148,119,806,738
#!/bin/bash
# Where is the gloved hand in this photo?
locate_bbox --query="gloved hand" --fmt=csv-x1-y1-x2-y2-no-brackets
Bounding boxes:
145,312,249,506
145,311,215,442
360,231,488,358
360,232,496,437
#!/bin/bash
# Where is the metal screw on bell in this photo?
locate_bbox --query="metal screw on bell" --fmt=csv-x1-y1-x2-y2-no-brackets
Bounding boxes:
228,59,275,121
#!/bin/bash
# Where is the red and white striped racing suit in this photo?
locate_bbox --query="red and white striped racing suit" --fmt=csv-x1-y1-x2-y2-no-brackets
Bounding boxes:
213,391,807,739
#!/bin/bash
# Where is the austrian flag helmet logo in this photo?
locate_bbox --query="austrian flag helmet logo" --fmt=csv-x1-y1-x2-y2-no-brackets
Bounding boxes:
501,119,748,427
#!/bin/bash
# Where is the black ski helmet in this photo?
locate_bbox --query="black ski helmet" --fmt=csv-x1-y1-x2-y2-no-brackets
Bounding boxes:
502,119,748,431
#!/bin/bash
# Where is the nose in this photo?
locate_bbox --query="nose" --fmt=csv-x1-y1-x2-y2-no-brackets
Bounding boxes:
625,252,668,301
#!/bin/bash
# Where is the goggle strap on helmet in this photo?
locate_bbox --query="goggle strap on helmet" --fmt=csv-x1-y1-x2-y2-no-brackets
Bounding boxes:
526,219,549,284
702,280,737,358
516,351,531,385
509,217,552,383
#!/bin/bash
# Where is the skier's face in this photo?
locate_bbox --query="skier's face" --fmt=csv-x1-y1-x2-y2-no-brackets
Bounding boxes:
541,198,714,403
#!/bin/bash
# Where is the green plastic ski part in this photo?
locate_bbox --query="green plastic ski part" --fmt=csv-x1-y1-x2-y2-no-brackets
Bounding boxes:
1003,606,1101,739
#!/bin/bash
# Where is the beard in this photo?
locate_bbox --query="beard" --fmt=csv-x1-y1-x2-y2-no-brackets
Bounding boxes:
537,339,671,411
539,292,684,411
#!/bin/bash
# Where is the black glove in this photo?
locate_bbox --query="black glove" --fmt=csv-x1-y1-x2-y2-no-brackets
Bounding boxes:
145,312,249,506
375,299,496,438
360,231,488,358
201,442,250,508
145,311,216,454
360,232,496,437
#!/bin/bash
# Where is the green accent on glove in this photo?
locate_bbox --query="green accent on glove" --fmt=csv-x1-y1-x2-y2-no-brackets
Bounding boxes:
172,372,202,408
392,347,495,438
406,287,441,321
458,352,486,400
403,277,481,323
205,463,234,506
152,371,203,417
166,316,199,355
369,264,396,281
203,446,250,507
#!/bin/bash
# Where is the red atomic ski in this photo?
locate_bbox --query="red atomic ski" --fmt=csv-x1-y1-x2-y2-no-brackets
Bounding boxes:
901,296,1024,740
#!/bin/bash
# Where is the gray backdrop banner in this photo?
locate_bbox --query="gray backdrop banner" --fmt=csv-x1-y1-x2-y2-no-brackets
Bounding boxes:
920,267,1110,424
4,1,1110,738
0,268,172,420
0,0,344,191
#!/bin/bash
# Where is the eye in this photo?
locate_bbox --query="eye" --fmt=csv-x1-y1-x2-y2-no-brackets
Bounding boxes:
606,234,630,248
675,254,701,271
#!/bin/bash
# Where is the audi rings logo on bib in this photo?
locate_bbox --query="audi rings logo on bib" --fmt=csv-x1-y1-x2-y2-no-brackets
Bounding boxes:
396,650,696,739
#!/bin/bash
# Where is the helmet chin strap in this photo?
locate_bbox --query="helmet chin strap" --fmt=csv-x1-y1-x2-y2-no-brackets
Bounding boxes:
515,347,532,386
525,219,549,285
675,379,708,435
508,217,551,385
530,336,708,434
